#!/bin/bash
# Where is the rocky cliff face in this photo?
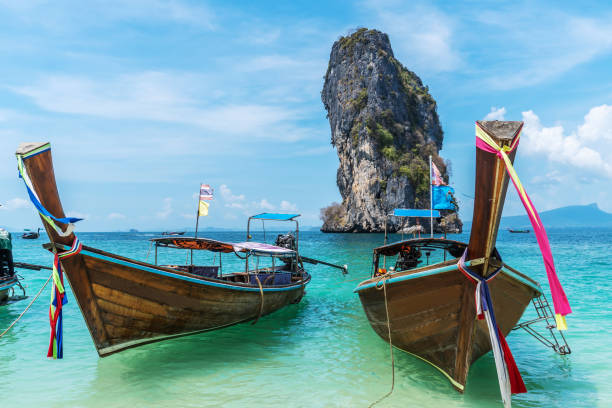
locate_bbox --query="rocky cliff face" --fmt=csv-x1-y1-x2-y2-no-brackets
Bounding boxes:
320,28,461,233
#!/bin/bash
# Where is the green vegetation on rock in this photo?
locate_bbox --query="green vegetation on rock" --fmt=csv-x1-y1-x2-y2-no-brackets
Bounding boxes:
352,88,368,111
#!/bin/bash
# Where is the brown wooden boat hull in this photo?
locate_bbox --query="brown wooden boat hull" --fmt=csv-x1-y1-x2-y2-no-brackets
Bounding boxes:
0,278,19,304
356,261,540,391
58,245,309,356
16,142,310,356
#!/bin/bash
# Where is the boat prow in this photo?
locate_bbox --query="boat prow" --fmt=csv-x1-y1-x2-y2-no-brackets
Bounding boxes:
356,121,543,393
355,238,540,391
15,142,311,356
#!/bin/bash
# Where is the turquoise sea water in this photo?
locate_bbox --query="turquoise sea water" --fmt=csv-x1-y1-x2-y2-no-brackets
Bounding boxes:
1,229,611,407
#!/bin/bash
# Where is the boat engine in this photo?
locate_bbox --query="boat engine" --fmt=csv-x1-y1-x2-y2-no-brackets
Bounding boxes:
0,229,14,279
275,233,296,251
395,247,422,271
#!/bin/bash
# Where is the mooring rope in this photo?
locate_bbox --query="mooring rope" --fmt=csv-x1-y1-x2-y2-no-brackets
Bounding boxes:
251,275,265,325
0,274,52,339
369,276,395,407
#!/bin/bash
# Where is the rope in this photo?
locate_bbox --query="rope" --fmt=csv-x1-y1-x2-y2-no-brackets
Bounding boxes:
0,274,52,339
144,241,152,262
369,277,395,407
251,275,264,325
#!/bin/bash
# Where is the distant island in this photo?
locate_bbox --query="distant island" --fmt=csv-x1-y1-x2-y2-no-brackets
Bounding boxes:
498,203,612,228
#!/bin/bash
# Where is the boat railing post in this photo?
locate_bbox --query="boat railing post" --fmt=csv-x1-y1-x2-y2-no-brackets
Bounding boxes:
295,219,299,253
384,213,388,245
429,154,433,238
154,243,158,265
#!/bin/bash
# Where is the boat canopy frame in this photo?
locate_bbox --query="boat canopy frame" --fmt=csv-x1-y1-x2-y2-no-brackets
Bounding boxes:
247,212,301,252
372,237,505,277
384,208,442,244
150,236,299,276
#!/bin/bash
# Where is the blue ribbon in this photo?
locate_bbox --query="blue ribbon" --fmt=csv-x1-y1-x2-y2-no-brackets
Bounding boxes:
18,169,82,225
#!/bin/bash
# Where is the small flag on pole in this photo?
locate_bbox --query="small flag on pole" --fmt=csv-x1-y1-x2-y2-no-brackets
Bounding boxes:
431,162,445,186
198,201,209,216
200,184,213,201
198,184,213,217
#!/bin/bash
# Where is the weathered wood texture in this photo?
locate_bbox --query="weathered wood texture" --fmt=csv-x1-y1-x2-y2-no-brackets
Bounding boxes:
467,120,522,277
357,265,537,391
18,144,309,356
356,121,538,391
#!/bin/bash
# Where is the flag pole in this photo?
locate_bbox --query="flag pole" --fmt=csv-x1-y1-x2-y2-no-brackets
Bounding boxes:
429,155,433,238
192,184,201,265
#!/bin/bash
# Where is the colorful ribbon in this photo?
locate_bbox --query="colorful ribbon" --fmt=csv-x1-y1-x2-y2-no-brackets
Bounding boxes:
458,251,526,407
15,147,84,358
475,122,571,330
48,237,82,359
16,153,82,237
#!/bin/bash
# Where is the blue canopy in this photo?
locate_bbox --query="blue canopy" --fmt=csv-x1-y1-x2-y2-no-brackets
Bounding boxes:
393,209,440,217
250,213,300,221
433,186,457,211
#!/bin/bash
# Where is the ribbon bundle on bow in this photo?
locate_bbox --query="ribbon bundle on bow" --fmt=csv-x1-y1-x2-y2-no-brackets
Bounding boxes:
16,146,84,359
458,251,526,407
49,237,82,359
475,122,572,330
17,151,82,237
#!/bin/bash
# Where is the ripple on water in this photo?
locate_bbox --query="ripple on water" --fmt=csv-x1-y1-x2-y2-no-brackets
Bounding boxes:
1,229,610,407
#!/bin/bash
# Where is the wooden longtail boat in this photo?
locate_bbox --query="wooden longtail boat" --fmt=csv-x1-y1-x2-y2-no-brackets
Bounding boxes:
21,228,41,239
0,228,23,305
15,142,310,357
508,229,530,234
355,121,542,393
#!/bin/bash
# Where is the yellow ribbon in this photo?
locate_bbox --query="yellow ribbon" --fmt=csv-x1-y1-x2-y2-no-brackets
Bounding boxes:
475,125,539,226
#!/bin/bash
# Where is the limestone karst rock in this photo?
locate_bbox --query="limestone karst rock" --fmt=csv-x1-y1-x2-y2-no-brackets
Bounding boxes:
320,28,462,233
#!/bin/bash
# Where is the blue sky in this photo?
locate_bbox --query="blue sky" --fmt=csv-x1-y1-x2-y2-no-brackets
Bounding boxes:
1,0,612,231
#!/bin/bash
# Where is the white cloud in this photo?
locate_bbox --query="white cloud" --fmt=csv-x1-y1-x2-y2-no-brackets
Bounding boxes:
522,105,612,178
484,107,506,121
280,200,298,212
12,73,305,140
156,197,173,219
480,12,612,90
0,0,215,31
241,55,299,72
259,199,275,210
107,212,126,220
0,198,30,210
220,184,245,203
364,2,461,72
531,170,563,186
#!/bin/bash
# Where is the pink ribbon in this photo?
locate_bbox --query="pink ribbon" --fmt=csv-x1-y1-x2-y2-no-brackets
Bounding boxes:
475,122,571,326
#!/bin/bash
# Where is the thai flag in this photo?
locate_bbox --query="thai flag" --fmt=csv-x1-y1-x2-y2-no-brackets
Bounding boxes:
200,184,213,201
431,161,445,186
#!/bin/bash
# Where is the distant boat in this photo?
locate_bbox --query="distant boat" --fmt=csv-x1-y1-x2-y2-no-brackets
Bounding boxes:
21,228,41,239
1,228,24,305
161,231,185,236
508,228,530,233
16,142,318,357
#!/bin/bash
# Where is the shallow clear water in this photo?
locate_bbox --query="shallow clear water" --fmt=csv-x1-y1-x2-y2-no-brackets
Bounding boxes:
1,229,610,407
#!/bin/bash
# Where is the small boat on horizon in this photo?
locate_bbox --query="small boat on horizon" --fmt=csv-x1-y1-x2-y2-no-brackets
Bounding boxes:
21,228,41,239
508,228,530,233
161,231,186,236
